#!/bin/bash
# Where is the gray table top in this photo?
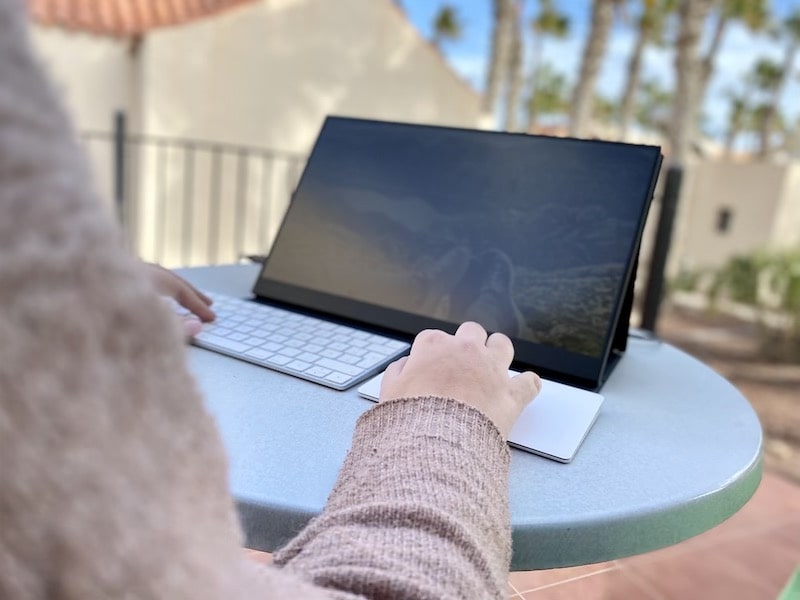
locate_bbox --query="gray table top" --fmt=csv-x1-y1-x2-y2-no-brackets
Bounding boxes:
179,263,763,570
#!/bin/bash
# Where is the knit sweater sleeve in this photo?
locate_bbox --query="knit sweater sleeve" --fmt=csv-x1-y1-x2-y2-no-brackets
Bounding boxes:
0,2,513,598
274,396,513,600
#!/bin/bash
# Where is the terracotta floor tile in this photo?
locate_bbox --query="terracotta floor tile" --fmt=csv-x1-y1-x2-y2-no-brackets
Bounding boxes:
518,569,660,599
722,472,800,531
509,562,617,594
620,520,800,600
623,471,800,567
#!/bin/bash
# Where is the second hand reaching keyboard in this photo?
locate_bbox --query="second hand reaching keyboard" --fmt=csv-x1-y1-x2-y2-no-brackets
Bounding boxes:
190,292,410,390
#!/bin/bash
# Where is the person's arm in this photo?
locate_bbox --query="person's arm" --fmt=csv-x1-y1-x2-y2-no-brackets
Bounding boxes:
0,2,538,598
274,324,539,599
0,3,253,597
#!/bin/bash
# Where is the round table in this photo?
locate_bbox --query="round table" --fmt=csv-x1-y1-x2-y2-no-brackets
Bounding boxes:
180,263,763,570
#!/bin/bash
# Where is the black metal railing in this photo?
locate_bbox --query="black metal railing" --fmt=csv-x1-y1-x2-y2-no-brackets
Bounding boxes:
81,126,306,267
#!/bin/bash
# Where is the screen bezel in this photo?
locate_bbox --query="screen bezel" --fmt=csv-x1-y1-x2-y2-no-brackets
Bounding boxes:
253,117,663,391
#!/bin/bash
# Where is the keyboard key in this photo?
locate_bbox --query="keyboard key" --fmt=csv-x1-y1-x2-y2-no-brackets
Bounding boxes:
195,332,250,353
306,366,332,378
357,356,382,368
361,352,387,364
276,347,301,358
287,359,311,372
384,339,408,350
338,354,361,365
317,357,362,376
245,348,273,360
324,372,351,384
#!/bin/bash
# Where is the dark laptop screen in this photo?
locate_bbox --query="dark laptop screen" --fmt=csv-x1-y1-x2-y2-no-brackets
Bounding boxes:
255,117,661,387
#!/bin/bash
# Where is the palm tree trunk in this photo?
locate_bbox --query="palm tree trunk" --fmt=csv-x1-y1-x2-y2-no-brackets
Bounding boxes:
697,11,728,113
526,34,544,132
668,0,713,168
618,25,648,141
483,0,514,118
569,0,615,138
503,0,525,131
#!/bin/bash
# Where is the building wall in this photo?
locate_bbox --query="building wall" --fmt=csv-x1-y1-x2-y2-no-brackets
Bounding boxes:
31,27,133,210
139,0,482,152
32,26,132,131
770,162,800,248
670,161,789,273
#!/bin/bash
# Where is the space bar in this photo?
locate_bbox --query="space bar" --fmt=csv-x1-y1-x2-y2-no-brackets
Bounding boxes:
195,332,249,353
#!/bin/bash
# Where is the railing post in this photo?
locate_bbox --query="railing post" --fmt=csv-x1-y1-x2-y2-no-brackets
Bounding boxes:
640,165,683,333
113,111,126,225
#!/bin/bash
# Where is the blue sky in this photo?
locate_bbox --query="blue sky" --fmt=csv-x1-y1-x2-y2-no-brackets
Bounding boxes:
399,0,800,141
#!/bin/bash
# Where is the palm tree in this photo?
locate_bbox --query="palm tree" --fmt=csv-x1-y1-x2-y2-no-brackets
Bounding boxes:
758,9,800,158
503,0,526,131
749,58,784,157
593,93,617,124
569,0,624,138
526,0,570,131
635,78,673,134
431,5,463,49
618,0,676,140
525,62,569,127
668,0,714,167
697,0,769,112
483,0,515,118
640,0,714,332
723,92,752,157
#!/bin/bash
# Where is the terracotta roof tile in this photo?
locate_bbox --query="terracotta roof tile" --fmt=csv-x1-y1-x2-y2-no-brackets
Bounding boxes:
28,0,257,37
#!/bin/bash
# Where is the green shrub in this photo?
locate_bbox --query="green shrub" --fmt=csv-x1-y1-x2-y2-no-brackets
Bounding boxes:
708,248,800,362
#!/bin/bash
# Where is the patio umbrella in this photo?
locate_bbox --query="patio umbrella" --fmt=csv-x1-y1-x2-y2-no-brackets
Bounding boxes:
27,0,257,37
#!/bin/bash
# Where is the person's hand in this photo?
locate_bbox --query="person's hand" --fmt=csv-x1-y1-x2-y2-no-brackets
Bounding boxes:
379,322,542,439
142,263,215,338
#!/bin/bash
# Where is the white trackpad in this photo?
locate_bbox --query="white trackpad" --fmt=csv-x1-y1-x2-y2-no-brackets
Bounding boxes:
357,370,603,463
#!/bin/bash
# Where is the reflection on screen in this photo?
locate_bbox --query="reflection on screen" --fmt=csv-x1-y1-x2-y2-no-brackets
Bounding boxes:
262,118,659,357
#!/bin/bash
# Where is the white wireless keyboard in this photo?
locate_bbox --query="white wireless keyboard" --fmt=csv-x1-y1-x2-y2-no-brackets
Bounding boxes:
190,292,410,390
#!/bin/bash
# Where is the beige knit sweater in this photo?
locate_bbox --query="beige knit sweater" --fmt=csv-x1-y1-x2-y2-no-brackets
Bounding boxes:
0,2,513,598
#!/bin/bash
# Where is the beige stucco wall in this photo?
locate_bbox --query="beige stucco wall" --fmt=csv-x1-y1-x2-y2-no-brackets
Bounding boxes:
31,27,135,212
670,161,789,273
770,162,800,247
139,0,481,152
32,27,132,132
